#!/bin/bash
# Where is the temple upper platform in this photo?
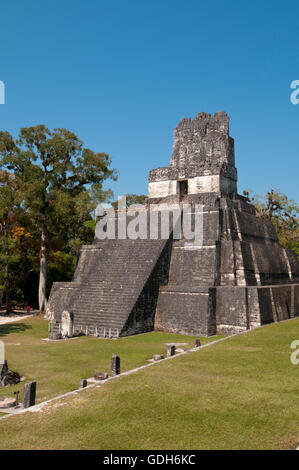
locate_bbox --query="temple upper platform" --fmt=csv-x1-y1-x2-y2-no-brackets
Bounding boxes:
148,111,237,199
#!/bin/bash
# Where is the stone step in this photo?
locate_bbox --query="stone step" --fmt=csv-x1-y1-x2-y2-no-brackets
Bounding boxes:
48,238,169,336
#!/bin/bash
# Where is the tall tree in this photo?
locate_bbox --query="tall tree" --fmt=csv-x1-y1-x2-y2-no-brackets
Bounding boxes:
0,126,117,312
0,171,22,313
251,189,299,260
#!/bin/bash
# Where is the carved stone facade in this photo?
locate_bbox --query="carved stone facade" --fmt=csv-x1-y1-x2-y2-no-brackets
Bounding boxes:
46,111,299,337
148,111,237,200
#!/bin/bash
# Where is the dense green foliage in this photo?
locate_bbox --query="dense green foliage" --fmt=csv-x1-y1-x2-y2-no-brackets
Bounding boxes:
251,189,299,260
0,126,117,311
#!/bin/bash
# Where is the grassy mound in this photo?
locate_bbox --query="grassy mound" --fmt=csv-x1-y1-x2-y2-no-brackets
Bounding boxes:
0,316,218,403
0,317,298,450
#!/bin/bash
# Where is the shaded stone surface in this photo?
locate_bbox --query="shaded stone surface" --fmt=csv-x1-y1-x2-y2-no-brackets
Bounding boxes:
167,345,175,357
23,381,36,408
48,331,62,340
48,321,62,340
80,379,87,388
0,360,8,382
0,360,21,387
111,354,120,376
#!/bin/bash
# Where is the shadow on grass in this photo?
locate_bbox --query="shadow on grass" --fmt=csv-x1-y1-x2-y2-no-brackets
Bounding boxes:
0,323,32,337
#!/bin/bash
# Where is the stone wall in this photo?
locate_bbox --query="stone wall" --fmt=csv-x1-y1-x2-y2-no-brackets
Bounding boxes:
155,287,216,336
216,284,299,335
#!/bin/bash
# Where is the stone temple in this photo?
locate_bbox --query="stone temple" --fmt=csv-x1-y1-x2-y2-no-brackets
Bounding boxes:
46,111,299,338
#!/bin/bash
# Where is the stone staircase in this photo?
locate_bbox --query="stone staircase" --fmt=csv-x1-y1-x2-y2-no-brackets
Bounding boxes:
48,320,62,340
47,238,171,336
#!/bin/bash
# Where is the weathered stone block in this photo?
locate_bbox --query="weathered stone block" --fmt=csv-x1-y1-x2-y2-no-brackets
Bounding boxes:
0,360,8,382
48,331,62,340
153,354,164,361
80,379,87,388
94,372,108,381
167,345,175,357
61,310,74,338
111,354,120,376
23,381,36,408
155,288,216,336
0,397,17,408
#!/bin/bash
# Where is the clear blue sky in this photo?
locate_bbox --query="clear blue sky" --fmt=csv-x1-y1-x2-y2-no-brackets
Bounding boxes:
0,0,298,201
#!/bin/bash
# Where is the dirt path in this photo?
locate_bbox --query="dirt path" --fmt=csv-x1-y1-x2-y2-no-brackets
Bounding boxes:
0,312,37,325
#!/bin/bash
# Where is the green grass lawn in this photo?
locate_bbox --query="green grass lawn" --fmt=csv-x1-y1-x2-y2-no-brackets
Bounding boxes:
0,317,298,450
0,316,218,404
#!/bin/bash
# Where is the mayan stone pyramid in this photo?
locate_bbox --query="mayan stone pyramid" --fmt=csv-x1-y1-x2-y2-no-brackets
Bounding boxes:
46,111,299,338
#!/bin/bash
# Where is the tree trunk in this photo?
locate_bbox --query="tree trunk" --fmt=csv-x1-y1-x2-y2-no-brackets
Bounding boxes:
3,222,12,315
39,228,48,313
5,264,12,315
